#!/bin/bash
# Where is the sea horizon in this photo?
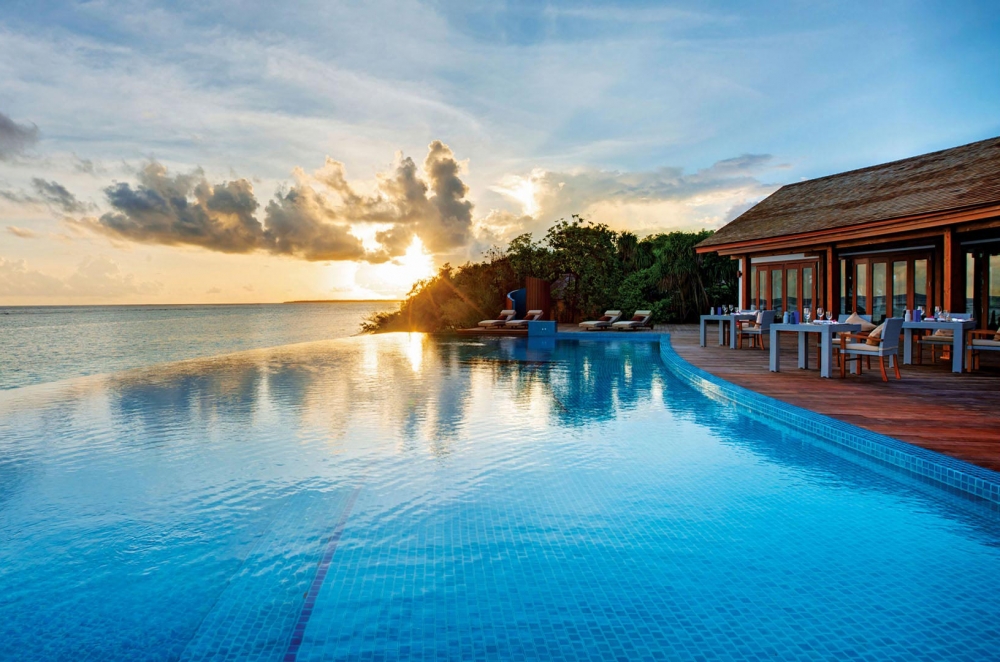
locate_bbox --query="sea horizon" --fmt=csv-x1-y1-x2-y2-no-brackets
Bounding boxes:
0,301,400,390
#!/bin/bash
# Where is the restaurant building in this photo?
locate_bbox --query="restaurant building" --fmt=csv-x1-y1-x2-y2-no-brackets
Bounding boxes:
696,136,1000,329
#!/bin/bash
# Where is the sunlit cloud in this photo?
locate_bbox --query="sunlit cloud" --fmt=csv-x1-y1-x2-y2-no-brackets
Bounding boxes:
71,141,474,265
0,256,161,298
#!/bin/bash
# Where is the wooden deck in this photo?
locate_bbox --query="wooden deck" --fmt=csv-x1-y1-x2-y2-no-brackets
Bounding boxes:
663,325,1000,472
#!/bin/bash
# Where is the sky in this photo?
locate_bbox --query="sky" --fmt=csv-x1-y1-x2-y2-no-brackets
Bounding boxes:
1,0,998,304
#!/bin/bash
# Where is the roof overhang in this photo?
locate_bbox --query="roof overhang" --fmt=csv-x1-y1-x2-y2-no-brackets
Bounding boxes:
696,202,1000,256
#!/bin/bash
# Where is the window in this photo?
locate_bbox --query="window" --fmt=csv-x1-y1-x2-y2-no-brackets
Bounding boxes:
990,255,1000,330
892,261,907,317
771,269,783,315
803,267,814,313
914,259,928,313
872,262,887,323
750,266,759,309
855,263,868,315
839,260,847,315
787,270,798,317
967,254,975,316
758,269,767,310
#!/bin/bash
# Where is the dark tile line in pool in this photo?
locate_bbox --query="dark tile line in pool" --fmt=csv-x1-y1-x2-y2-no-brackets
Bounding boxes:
656,335,1000,507
284,485,362,662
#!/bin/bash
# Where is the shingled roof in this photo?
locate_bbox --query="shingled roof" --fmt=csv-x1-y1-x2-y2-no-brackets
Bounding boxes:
698,135,1000,250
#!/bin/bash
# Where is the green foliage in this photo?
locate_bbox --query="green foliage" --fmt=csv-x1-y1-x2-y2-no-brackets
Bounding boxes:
363,219,737,332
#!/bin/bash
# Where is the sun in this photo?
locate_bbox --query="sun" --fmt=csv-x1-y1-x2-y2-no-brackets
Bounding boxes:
393,236,435,289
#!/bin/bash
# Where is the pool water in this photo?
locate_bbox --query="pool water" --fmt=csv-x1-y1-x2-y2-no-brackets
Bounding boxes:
1,335,998,661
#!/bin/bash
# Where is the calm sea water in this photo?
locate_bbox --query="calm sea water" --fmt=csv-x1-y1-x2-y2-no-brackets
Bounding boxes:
0,303,398,390
1,335,998,661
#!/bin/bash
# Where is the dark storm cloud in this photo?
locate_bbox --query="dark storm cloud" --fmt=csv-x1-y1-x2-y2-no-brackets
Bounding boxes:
0,111,39,161
85,142,475,262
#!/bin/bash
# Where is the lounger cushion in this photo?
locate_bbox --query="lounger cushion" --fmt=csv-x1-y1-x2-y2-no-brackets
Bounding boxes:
598,315,613,322
845,312,876,333
866,322,885,346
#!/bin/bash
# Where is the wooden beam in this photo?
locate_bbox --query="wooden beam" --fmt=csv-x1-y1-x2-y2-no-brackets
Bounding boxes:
942,228,965,312
741,254,752,310
825,247,838,314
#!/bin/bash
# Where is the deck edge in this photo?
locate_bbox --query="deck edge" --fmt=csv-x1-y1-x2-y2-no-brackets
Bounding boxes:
658,334,1000,507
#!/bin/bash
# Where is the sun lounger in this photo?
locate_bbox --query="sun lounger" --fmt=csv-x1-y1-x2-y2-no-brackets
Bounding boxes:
505,310,545,328
579,310,622,331
611,310,653,331
478,309,517,328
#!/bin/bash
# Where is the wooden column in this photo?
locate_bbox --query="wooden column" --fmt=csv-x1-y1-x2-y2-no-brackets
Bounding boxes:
825,247,839,314
741,255,752,310
942,228,964,312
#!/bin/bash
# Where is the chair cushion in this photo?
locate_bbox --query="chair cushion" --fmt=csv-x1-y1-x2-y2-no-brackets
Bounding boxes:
932,329,953,337
866,322,885,346
972,339,1000,348
994,328,1000,341
756,312,764,325
845,312,876,333
844,342,880,353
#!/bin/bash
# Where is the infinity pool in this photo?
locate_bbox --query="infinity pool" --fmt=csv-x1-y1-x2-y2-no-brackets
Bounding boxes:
1,335,998,661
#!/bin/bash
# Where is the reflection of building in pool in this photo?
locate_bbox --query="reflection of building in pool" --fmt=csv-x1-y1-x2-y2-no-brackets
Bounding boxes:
697,136,1000,330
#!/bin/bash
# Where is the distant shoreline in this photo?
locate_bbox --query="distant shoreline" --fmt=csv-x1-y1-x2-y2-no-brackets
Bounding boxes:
283,299,401,304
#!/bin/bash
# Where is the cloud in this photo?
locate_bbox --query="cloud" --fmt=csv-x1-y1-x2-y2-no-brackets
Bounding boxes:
0,111,38,161
0,178,89,214
30,178,88,213
96,162,264,253
83,141,474,262
65,255,163,297
0,256,161,298
0,258,65,296
485,154,780,239
6,226,37,239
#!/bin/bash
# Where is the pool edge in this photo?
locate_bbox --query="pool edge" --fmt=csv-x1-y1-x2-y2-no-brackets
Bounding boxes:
656,333,1000,507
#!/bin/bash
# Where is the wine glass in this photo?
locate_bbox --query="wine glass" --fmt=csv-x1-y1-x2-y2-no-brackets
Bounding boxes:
804,308,811,323
825,310,833,321
934,306,941,320
816,307,824,322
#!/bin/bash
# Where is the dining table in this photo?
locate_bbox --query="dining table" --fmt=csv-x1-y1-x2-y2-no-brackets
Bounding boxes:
901,318,977,373
699,312,758,349
769,321,862,378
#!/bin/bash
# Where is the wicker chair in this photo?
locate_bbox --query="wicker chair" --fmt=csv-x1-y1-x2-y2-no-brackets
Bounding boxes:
966,329,1000,371
736,310,774,350
914,329,954,364
839,317,904,382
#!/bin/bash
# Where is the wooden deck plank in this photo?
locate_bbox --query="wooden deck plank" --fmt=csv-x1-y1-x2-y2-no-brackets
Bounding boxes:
661,324,1000,472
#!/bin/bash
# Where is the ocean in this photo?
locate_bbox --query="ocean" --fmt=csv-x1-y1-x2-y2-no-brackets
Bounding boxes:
0,302,399,390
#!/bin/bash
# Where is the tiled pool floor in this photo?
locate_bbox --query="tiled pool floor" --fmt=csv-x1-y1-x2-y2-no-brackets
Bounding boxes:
1,335,999,660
